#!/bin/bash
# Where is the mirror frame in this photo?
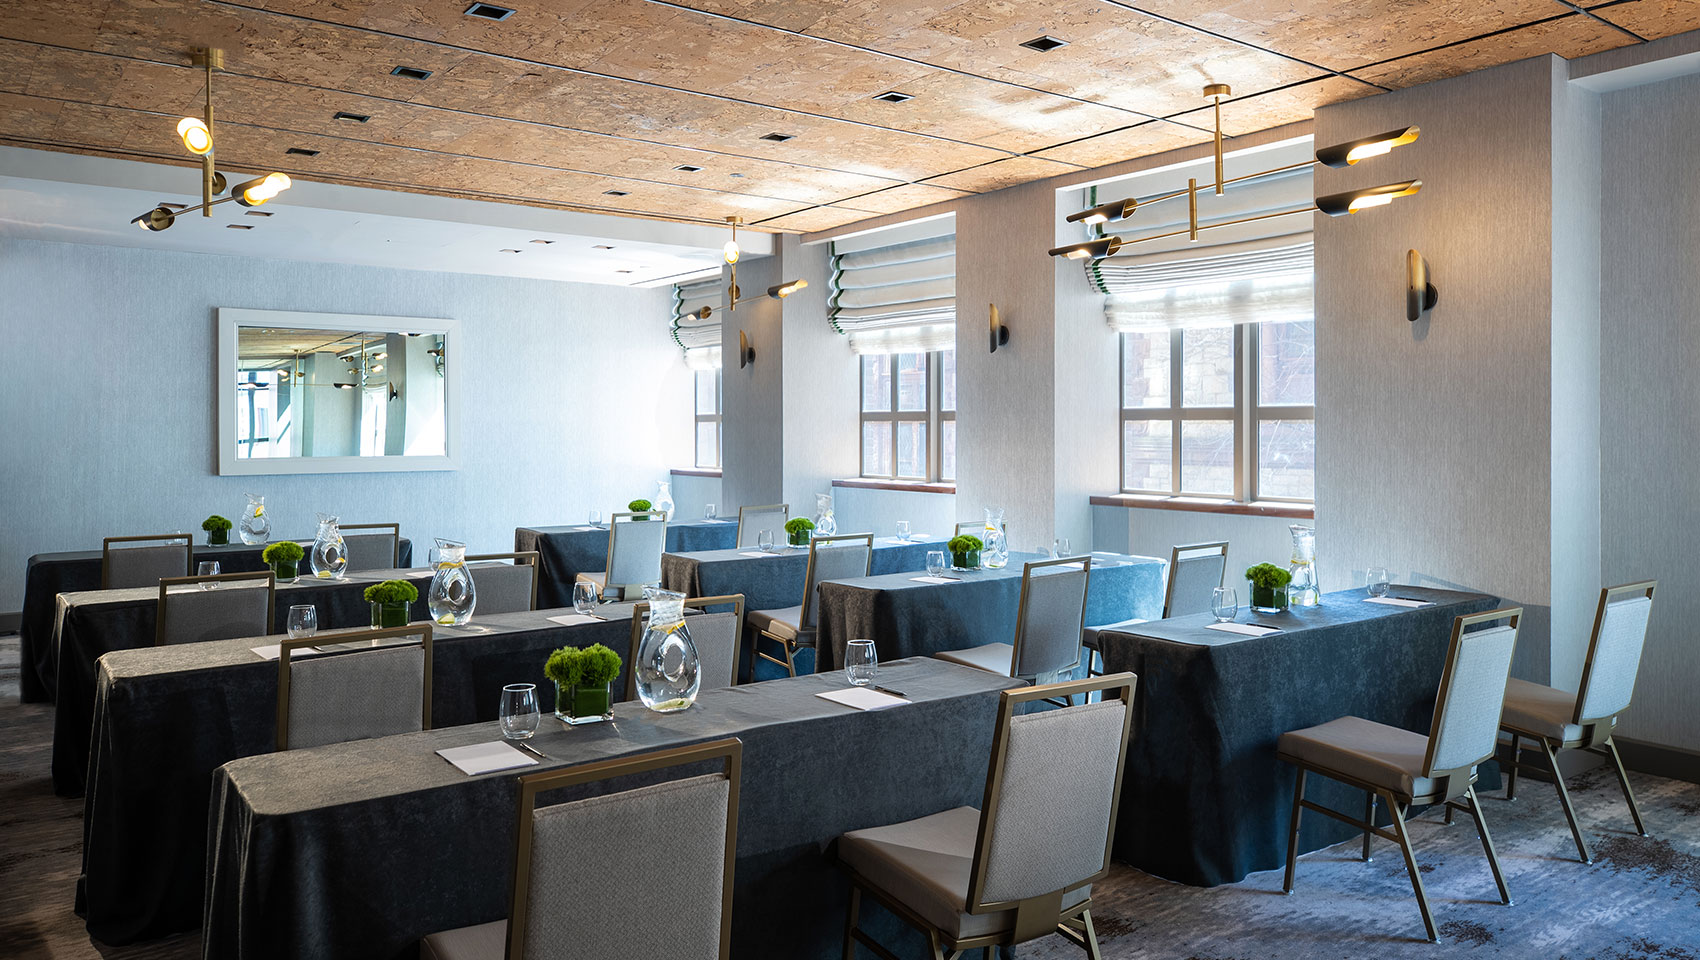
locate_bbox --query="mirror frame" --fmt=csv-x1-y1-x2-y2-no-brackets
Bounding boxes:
217,307,460,476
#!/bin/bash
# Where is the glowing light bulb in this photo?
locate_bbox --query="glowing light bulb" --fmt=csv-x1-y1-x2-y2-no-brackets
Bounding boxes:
1065,247,1091,259
177,117,212,155
723,240,740,264
1348,193,1394,212
1081,212,1109,225
1346,140,1395,163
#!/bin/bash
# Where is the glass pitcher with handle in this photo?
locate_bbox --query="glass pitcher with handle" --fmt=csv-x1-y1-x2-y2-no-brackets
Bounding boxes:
309,513,347,580
814,492,837,538
1288,524,1321,606
428,538,477,625
634,589,701,713
982,507,1009,569
654,480,675,521
238,493,270,546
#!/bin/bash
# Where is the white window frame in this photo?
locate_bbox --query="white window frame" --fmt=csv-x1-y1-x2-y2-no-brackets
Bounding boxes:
860,350,954,482
694,367,722,470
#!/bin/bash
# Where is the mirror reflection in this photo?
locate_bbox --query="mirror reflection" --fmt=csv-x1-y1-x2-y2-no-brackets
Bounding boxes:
233,326,448,460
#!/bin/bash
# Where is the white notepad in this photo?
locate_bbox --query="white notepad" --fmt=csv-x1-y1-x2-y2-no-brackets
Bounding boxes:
251,644,329,661
437,741,539,776
1364,596,1433,608
547,613,603,626
738,551,781,559
816,687,908,711
1204,622,1282,637
909,576,962,584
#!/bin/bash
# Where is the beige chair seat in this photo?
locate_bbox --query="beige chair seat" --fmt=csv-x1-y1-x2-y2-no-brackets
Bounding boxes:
747,605,804,641
838,806,1089,941
1277,716,1440,799
1500,677,1599,743
935,642,1015,677
1082,619,1146,651
420,919,504,960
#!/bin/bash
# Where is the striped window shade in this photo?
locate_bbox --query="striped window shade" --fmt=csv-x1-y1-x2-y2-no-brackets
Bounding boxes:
829,221,955,355
671,275,723,370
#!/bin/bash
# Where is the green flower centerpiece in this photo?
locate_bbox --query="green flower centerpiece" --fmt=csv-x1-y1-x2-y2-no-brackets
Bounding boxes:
1246,563,1293,613
261,540,304,583
364,579,418,628
785,516,815,547
202,514,233,546
948,534,983,570
545,643,622,725
628,498,653,518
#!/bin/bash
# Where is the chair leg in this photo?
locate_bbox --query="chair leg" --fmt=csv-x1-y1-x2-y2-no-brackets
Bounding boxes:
1604,738,1650,837
1541,739,1594,863
1462,786,1512,905
1444,801,1455,826
1079,908,1104,960
1362,792,1376,862
843,884,861,960
1505,733,1521,801
1385,791,1439,943
1283,768,1306,893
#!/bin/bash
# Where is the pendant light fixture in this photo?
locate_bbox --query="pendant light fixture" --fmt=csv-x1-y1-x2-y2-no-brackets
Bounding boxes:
724,216,742,312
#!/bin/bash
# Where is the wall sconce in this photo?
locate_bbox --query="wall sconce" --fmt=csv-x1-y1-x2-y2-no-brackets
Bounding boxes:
989,303,1009,354
738,329,755,368
1317,126,1420,168
1046,236,1123,261
766,278,808,299
1065,198,1137,226
1316,180,1422,216
1407,249,1439,321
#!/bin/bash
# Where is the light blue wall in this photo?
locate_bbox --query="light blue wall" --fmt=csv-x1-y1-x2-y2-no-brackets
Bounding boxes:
831,486,957,543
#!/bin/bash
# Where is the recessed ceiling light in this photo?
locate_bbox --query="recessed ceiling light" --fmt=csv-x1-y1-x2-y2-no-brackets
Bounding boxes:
244,210,273,217
463,2,514,20
615,269,634,274
728,172,745,178
333,111,371,123
391,65,433,80
592,244,615,250
872,90,913,103
227,223,254,230
603,190,629,196
499,248,521,253
530,239,554,244
1019,35,1069,52
673,164,703,173
285,147,319,157
760,132,794,142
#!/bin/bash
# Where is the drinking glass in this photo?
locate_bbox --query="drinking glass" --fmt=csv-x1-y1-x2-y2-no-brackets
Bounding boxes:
1367,566,1392,598
498,683,541,740
587,509,602,528
845,639,878,687
573,581,599,616
757,529,774,553
1054,538,1071,559
1211,587,1238,623
197,560,220,588
895,520,911,542
926,551,946,578
286,604,318,639
705,503,717,521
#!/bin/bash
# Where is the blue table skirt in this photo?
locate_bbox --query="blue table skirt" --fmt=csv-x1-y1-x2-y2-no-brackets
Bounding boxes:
514,520,737,608
659,535,951,612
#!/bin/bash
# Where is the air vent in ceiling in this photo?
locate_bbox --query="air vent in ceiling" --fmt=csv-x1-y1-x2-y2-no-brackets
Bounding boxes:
391,65,433,80
872,90,913,103
227,223,254,230
592,244,615,250
464,2,514,20
603,190,629,197
1019,35,1069,52
499,248,522,253
244,210,273,217
530,238,554,244
673,164,703,173
286,147,320,157
333,111,370,123
760,132,794,142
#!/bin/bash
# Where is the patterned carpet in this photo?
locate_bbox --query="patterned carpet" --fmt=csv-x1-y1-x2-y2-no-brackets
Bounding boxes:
1,634,1695,960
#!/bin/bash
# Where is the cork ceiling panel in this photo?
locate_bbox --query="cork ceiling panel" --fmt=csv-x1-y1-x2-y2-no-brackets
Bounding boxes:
0,0,1690,232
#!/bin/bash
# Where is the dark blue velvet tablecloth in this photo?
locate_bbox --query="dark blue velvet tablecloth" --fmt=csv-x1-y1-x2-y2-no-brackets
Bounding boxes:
659,535,949,612
514,520,737,608
1097,585,1503,887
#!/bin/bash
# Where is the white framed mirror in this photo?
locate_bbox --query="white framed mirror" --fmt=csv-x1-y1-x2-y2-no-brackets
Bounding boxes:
217,308,459,475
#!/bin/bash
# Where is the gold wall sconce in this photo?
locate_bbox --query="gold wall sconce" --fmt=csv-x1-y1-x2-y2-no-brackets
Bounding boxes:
1407,249,1439,321
738,329,755,368
1317,126,1420,168
989,303,1009,354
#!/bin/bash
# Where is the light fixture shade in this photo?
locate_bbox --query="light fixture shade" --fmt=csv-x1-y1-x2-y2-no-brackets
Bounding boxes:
723,240,740,264
233,173,292,207
1047,236,1123,260
1316,126,1420,168
132,206,176,231
1407,249,1439,321
766,278,808,299
1066,197,1137,226
1315,180,1421,216
177,117,212,155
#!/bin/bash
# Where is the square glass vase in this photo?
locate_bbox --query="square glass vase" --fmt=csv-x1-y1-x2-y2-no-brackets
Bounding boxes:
556,682,613,725
370,601,410,628
951,549,981,571
270,559,298,584
1249,585,1289,614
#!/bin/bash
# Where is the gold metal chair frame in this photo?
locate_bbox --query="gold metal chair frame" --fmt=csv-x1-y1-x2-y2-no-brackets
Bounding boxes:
754,532,873,677
842,673,1137,960
154,569,276,645
465,551,542,612
589,511,666,600
504,738,742,960
341,522,402,568
101,533,192,588
625,594,746,700
1501,580,1657,863
274,624,433,751
1278,607,1522,943
734,503,790,547
1087,540,1227,678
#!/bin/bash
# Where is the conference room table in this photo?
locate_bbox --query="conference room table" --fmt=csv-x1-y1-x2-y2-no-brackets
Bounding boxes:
76,605,644,944
813,551,1167,672
514,519,737,607
659,534,948,611
1096,585,1502,887
50,566,436,796
201,658,1021,960
17,537,413,703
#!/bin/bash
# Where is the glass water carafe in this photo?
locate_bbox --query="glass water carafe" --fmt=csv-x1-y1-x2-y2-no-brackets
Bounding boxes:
982,507,1009,569
1288,524,1321,606
239,493,271,545
309,513,346,580
634,589,700,713
814,492,837,537
427,538,477,625
654,480,675,520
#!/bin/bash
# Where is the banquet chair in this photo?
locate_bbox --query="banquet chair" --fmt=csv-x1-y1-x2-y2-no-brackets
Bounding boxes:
1277,607,1521,943
575,512,666,601
953,519,1009,543
1086,541,1229,676
735,503,790,548
937,557,1092,698
625,595,745,700
101,533,192,588
342,522,401,572
748,532,873,677
1500,581,1657,863
275,624,433,751
420,737,742,960
465,551,540,614
837,674,1135,960
154,570,274,645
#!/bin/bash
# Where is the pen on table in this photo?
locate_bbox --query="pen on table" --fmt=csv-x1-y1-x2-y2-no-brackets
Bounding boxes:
873,685,908,700
516,741,549,760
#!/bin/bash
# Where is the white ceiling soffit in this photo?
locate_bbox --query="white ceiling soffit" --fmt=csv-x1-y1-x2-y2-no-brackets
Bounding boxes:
0,146,770,288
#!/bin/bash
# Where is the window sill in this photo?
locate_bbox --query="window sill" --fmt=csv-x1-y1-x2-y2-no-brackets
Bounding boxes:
670,468,722,479
1090,494,1314,519
833,478,957,495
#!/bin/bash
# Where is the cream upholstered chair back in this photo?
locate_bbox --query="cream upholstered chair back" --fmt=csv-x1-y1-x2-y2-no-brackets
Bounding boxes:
1423,611,1520,777
605,513,667,597
276,625,432,750
955,519,1009,542
626,596,745,700
341,523,400,572
155,571,274,645
800,533,874,628
1576,583,1657,723
735,504,789,548
102,534,192,588
1164,541,1229,618
1011,557,1091,680
466,552,540,615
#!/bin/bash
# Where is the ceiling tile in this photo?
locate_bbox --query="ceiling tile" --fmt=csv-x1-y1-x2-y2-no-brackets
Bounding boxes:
1585,0,1700,39
753,204,882,232
837,181,975,214
1349,14,1638,89
1167,76,1384,136
1030,119,1213,168
922,155,1082,192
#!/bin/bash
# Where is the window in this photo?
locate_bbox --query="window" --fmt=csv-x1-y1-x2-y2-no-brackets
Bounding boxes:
1120,320,1314,501
861,349,954,482
694,368,721,470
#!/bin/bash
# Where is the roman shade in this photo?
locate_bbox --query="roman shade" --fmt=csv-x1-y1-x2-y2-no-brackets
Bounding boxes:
672,276,723,370
829,221,955,355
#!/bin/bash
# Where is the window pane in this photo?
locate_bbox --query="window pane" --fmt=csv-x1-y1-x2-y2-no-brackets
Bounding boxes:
939,350,956,412
896,421,927,478
1180,420,1235,495
1259,320,1315,406
1182,327,1235,408
695,421,720,469
1122,419,1172,493
862,421,893,477
1121,332,1170,408
695,369,718,414
941,418,956,480
861,356,892,413
1259,419,1315,500
896,353,927,412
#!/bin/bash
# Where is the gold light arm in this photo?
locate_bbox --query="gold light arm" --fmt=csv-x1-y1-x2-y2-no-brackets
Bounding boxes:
1187,178,1198,243
1203,83,1231,196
